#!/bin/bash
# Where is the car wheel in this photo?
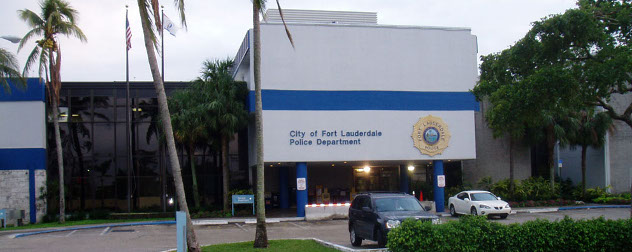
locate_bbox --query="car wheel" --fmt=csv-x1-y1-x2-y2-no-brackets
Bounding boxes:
500,214,508,219
350,225,362,247
376,227,386,248
470,207,478,216
450,205,457,217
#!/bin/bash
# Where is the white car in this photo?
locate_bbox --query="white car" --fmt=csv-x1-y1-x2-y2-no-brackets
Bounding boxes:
448,190,511,219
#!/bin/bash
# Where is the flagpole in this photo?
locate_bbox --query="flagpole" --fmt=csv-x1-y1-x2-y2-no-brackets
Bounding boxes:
125,5,132,213
161,6,165,83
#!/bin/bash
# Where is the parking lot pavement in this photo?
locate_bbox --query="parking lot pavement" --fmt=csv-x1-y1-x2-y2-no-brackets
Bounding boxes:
0,208,629,252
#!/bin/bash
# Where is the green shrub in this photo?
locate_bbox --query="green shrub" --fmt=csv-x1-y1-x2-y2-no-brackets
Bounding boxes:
388,216,632,252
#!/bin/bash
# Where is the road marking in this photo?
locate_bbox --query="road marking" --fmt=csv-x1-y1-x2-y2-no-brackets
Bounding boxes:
234,223,248,232
65,230,77,237
287,222,308,229
100,227,111,236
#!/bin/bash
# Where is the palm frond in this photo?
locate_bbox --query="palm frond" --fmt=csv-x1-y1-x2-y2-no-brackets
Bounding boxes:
151,0,162,31
172,0,187,29
22,46,42,77
138,0,160,52
0,48,25,92
17,9,44,29
275,0,294,48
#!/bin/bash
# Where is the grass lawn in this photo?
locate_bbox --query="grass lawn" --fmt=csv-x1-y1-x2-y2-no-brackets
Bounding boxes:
201,239,339,252
0,218,174,231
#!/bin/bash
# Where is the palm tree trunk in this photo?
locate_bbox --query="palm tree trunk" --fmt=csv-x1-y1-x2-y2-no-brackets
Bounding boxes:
49,45,65,223
509,137,514,195
51,97,65,223
222,135,230,212
136,3,200,251
189,146,200,209
581,145,587,198
546,124,556,190
253,3,268,248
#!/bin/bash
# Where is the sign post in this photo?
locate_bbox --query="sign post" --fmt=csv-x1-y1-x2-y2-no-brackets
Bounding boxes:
232,195,255,216
176,211,186,252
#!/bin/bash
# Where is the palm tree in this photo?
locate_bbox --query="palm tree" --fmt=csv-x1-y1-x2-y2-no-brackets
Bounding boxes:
169,87,207,209
570,109,612,197
0,48,25,92
252,1,294,248
18,0,87,223
135,0,199,250
201,59,248,213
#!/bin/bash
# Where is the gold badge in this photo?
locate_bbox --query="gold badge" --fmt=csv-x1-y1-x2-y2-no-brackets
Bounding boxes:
411,115,451,156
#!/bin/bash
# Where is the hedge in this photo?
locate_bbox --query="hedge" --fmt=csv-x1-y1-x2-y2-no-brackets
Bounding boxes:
387,216,632,252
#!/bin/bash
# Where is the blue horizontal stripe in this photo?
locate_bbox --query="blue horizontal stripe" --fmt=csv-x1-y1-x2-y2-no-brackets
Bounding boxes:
0,78,45,102
247,90,479,112
0,148,46,170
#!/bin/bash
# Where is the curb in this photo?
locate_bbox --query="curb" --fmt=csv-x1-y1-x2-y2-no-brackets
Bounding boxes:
312,238,388,252
558,205,631,211
160,238,388,252
10,220,175,238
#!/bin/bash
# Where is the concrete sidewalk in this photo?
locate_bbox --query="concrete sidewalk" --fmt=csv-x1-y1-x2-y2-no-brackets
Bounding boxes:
436,204,631,217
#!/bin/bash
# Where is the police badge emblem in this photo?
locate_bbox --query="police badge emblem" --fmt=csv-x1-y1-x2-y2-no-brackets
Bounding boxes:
412,115,451,156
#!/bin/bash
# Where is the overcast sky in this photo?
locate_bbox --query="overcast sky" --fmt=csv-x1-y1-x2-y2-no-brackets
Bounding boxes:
0,0,577,82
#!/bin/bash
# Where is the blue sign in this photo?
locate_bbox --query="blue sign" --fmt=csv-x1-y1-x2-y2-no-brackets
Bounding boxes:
232,195,255,216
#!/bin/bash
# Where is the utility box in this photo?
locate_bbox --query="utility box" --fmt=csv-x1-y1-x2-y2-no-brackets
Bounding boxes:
4,209,26,226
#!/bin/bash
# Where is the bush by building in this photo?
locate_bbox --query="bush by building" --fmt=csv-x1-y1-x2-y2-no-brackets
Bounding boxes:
387,215,632,252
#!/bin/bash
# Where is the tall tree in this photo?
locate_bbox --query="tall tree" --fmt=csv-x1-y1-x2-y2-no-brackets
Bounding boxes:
200,59,248,213
0,48,25,92
569,109,612,197
135,0,200,250
251,1,294,248
577,0,632,217
169,88,207,209
18,0,87,223
473,31,581,191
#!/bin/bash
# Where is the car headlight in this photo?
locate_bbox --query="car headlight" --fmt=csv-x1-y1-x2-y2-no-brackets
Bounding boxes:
479,204,491,209
386,220,401,229
432,218,441,225
505,204,510,209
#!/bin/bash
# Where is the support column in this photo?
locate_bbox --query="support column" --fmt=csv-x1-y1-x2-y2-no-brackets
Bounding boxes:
399,165,409,194
296,162,308,217
279,167,289,209
433,160,445,212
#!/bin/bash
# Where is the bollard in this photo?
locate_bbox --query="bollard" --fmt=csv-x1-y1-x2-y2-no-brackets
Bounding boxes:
176,211,187,252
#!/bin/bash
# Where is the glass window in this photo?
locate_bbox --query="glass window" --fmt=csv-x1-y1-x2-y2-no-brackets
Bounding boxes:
93,157,115,176
93,123,115,157
374,197,423,212
67,122,92,156
135,155,160,176
69,106,91,122
470,193,498,201
115,123,130,156
93,106,114,122
135,123,159,153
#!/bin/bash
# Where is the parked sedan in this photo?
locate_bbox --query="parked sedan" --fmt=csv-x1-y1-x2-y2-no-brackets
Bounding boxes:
448,190,511,219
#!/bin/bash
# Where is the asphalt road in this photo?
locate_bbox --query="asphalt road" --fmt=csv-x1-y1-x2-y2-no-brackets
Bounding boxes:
1,208,629,252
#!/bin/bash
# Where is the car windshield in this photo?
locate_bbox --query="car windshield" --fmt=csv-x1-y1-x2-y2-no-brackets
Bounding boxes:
374,197,423,212
470,193,498,201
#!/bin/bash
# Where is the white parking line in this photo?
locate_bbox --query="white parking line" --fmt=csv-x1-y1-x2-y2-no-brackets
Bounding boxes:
287,222,308,229
234,223,248,232
100,227,111,236
65,230,78,237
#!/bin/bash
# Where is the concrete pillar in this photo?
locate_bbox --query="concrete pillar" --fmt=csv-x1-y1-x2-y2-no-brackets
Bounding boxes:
399,165,409,194
433,160,445,212
279,167,289,209
296,162,308,217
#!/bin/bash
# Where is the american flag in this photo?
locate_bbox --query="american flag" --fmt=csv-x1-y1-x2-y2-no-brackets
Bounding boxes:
126,13,132,50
